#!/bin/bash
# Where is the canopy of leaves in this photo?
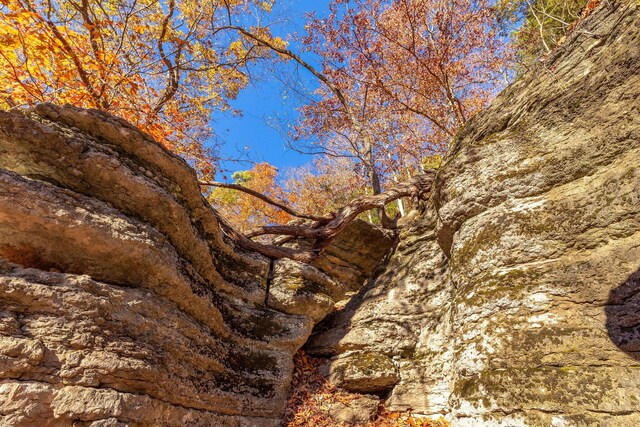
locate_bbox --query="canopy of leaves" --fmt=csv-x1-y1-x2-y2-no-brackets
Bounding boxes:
292,0,512,191
285,157,367,216
1,0,599,235
0,0,280,176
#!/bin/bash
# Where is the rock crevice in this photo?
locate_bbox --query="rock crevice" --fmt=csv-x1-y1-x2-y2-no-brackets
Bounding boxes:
1,1,639,426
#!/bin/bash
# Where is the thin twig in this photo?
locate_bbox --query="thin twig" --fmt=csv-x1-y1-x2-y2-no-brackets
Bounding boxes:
199,180,330,222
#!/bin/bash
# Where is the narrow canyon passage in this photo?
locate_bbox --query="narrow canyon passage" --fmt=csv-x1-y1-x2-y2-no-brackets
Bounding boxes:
1,1,639,426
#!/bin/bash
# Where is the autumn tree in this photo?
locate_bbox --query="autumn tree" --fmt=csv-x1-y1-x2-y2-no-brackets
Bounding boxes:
207,162,294,233
288,0,512,195
284,157,367,216
0,0,513,259
0,0,281,175
498,0,595,67
201,0,509,245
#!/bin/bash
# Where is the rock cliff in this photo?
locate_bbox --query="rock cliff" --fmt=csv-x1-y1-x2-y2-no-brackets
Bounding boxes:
0,1,639,426
0,104,389,426
309,1,640,425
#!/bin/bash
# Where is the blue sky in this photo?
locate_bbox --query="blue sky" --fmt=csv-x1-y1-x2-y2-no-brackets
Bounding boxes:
212,1,333,181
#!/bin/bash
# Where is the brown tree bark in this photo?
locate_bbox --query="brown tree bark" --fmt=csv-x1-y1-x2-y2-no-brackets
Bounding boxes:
202,172,435,262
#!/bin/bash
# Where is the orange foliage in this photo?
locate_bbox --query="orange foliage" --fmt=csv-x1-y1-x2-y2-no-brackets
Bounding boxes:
0,0,277,176
208,162,292,232
580,0,602,17
285,157,367,216
285,352,449,427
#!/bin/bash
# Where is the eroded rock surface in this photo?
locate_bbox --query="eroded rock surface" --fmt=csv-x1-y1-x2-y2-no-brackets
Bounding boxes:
307,211,452,415
0,104,390,426
308,2,640,426
325,394,380,425
319,352,399,394
309,219,394,293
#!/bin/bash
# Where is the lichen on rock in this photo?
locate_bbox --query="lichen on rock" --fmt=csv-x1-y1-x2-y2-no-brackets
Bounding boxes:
320,351,399,394
305,1,640,425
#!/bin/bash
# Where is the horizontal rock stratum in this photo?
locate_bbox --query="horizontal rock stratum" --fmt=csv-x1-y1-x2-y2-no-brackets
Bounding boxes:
0,103,391,426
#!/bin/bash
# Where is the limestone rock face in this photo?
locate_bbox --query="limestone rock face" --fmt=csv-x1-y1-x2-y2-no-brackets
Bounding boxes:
310,219,394,292
0,104,389,426
436,2,640,424
284,218,395,293
320,352,399,394
324,394,380,425
308,2,640,425
307,211,452,415
268,258,344,323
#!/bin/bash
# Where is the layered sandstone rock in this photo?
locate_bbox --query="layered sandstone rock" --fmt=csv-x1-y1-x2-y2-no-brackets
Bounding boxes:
308,219,394,293
437,1,640,424
0,104,389,426
308,1,640,425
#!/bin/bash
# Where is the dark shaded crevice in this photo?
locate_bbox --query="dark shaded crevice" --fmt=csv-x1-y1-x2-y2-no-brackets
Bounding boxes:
606,268,640,356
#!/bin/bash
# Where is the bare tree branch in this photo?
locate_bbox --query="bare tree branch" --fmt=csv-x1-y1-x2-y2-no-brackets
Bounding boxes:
211,172,435,262
199,180,330,222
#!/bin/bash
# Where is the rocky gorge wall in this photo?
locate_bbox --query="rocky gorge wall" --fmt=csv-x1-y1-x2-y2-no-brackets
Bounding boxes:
309,1,640,426
0,103,390,426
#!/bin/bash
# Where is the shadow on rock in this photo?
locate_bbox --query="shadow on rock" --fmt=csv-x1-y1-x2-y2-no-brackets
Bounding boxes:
606,268,640,359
